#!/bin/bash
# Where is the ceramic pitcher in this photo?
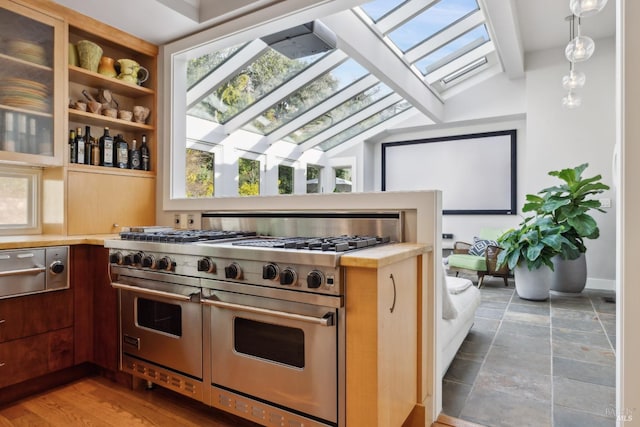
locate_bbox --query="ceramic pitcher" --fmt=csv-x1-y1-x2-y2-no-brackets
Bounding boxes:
116,58,149,85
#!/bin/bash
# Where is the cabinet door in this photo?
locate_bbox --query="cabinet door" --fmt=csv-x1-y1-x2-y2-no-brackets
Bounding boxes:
67,170,155,234
0,290,73,343
377,258,418,427
0,327,74,388
0,1,64,166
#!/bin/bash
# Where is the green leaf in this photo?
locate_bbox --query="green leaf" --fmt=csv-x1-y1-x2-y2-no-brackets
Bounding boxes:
567,214,597,237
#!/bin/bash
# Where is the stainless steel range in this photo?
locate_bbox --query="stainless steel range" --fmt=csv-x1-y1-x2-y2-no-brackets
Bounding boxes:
105,212,403,427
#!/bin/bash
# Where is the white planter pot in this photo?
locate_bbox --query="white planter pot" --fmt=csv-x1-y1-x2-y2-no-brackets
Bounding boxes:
514,263,552,301
550,253,587,295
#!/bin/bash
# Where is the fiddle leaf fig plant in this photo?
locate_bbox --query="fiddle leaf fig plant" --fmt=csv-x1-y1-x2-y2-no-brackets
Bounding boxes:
497,216,577,271
522,163,609,260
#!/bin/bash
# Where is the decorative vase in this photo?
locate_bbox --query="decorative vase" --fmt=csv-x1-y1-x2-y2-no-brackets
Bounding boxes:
68,43,78,66
76,40,103,72
514,263,552,301
97,56,117,78
550,253,587,295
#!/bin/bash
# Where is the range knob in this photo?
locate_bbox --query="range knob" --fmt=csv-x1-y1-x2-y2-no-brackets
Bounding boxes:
224,262,243,280
280,267,297,286
262,263,279,280
197,258,216,273
109,252,123,265
307,270,324,289
49,260,65,275
142,255,156,269
157,257,174,271
123,253,135,266
133,252,144,264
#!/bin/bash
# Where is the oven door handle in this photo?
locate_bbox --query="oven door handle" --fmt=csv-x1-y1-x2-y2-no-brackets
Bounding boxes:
111,281,197,302
203,298,335,327
0,266,46,277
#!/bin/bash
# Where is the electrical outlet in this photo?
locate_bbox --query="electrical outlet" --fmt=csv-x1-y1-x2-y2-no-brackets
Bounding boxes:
174,214,181,228
600,198,612,208
187,214,195,229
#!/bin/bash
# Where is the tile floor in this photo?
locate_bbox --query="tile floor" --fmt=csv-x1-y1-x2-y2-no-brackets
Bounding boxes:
442,276,616,427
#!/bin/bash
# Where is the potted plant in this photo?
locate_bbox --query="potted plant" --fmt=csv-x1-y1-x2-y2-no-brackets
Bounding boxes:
497,216,576,300
522,163,609,294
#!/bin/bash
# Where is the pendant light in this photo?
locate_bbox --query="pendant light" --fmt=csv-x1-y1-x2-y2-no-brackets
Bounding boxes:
562,63,586,90
565,15,594,62
570,0,608,17
562,91,582,109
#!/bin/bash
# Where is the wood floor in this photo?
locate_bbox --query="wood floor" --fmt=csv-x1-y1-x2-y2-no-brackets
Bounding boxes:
0,376,260,426
0,376,480,427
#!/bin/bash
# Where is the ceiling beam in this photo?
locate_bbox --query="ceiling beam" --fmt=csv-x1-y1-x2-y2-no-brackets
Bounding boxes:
480,0,524,79
321,10,444,123
425,41,495,85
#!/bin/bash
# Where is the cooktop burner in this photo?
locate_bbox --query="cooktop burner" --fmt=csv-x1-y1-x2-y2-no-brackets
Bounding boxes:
232,235,391,252
119,229,256,243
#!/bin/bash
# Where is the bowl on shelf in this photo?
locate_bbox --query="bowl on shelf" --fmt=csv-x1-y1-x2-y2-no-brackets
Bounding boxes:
133,105,150,124
74,101,87,111
87,101,102,114
102,108,117,118
118,110,132,121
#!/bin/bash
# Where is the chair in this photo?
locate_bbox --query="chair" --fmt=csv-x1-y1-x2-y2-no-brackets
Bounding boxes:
446,228,510,288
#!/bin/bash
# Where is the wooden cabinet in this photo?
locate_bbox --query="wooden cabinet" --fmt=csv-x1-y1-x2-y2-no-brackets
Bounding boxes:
67,170,155,235
0,290,74,388
344,251,420,427
0,0,65,166
63,12,158,234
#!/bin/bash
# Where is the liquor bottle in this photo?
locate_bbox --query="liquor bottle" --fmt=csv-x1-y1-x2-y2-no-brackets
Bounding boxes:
129,138,141,170
76,127,85,164
115,134,129,169
84,125,92,165
140,134,150,171
99,127,114,167
69,129,77,163
91,138,100,166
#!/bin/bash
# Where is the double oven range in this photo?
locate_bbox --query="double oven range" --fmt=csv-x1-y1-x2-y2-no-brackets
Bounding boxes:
105,212,403,427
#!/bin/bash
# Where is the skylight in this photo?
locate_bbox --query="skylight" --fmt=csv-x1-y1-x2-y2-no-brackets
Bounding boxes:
415,24,489,75
359,0,408,22
242,59,368,135
386,0,479,52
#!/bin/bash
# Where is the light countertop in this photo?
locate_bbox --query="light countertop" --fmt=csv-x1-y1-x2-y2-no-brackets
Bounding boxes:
0,234,119,250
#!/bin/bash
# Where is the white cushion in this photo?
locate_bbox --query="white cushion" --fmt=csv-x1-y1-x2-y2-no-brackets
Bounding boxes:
441,266,458,320
447,276,473,294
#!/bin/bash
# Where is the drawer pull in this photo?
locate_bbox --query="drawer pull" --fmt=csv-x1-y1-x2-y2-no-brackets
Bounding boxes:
0,362,5,367
0,266,46,277
0,319,5,324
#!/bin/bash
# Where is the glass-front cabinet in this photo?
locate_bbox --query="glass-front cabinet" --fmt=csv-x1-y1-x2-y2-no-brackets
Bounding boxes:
0,1,64,166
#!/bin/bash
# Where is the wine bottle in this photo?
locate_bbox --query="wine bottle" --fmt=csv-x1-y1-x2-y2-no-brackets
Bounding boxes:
129,138,141,170
99,127,114,167
16,114,27,153
28,118,37,154
91,138,100,166
68,129,77,163
76,127,85,164
140,134,150,171
115,134,129,169
84,125,92,165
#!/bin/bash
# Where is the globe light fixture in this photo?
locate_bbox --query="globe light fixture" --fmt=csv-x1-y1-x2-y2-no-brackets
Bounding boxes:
562,91,582,109
570,0,608,17
562,67,586,90
565,35,595,62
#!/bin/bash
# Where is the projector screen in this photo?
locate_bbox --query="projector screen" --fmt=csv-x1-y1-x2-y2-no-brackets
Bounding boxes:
382,130,517,215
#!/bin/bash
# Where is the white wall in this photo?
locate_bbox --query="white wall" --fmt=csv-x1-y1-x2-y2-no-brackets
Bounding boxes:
371,37,616,287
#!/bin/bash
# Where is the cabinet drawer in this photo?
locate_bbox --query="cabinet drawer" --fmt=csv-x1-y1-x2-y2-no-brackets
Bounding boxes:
0,289,73,343
0,327,74,388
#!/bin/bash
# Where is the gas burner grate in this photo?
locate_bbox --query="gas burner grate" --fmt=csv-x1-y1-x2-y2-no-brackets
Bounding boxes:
232,236,390,252
119,230,256,243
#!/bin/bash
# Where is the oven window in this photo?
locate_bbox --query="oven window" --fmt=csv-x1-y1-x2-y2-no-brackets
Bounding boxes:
137,298,182,337
234,318,304,368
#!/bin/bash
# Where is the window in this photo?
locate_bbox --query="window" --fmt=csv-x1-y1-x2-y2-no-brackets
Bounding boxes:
0,166,40,234
185,148,215,198
333,167,352,193
306,165,322,193
278,164,294,194
238,157,261,196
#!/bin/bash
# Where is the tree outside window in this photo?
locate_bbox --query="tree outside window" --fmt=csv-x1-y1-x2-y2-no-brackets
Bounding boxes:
186,149,214,198
239,157,260,196
278,165,294,194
